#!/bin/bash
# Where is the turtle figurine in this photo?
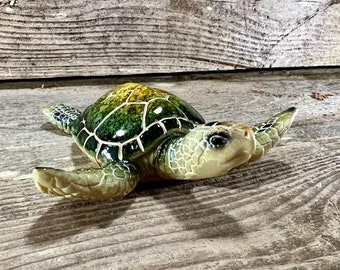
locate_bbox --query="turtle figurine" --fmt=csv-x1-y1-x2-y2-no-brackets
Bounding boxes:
33,83,297,199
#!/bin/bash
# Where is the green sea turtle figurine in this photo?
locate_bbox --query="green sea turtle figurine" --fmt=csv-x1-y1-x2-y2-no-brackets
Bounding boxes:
33,83,297,199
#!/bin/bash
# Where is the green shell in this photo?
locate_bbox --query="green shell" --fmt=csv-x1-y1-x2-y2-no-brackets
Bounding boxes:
72,83,205,165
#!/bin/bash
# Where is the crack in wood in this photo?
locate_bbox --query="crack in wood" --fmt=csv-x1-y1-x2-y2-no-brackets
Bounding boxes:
266,0,338,67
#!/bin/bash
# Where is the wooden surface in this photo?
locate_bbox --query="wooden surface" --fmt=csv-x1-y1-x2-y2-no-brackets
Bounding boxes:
0,69,340,269
1,0,340,80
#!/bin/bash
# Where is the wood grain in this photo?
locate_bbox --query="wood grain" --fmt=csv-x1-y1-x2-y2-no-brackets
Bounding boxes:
1,0,340,79
0,69,339,269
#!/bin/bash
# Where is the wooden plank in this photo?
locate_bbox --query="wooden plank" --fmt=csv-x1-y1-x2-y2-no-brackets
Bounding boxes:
0,69,339,269
1,0,340,79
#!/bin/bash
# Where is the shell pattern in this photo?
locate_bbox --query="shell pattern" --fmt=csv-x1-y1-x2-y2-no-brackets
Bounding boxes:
74,84,205,165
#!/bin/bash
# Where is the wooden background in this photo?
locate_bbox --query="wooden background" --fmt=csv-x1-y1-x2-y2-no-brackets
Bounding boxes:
0,0,340,79
0,70,339,269
0,0,340,269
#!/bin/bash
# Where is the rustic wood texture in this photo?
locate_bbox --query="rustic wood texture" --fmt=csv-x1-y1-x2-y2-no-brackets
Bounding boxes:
1,0,340,80
0,69,339,269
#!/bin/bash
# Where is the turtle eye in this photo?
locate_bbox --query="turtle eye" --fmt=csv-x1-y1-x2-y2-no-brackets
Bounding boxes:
207,132,231,148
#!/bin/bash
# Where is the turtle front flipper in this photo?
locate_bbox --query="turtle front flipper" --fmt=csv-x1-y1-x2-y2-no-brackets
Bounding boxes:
43,104,81,135
249,107,297,162
33,162,139,199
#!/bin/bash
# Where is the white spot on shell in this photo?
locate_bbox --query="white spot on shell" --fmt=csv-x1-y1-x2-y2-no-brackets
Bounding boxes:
116,129,125,137
154,107,163,115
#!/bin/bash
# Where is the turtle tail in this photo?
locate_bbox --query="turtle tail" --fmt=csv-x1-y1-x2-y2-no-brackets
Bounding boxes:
248,107,297,162
43,104,81,135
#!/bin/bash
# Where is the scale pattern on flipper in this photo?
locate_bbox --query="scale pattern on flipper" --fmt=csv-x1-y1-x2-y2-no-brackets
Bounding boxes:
43,104,81,134
33,161,139,199
250,107,297,162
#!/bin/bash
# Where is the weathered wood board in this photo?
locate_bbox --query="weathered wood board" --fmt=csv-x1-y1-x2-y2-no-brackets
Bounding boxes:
0,69,339,269
1,0,340,79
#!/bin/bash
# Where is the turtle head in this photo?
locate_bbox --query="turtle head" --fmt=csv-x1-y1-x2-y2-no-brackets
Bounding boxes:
160,122,256,180
190,122,256,178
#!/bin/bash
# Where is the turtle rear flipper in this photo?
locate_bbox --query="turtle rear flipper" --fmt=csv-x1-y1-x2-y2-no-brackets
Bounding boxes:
43,104,81,135
249,107,297,162
33,162,139,199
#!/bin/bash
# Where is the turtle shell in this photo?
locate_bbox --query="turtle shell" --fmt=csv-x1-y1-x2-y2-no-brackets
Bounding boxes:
74,83,205,165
